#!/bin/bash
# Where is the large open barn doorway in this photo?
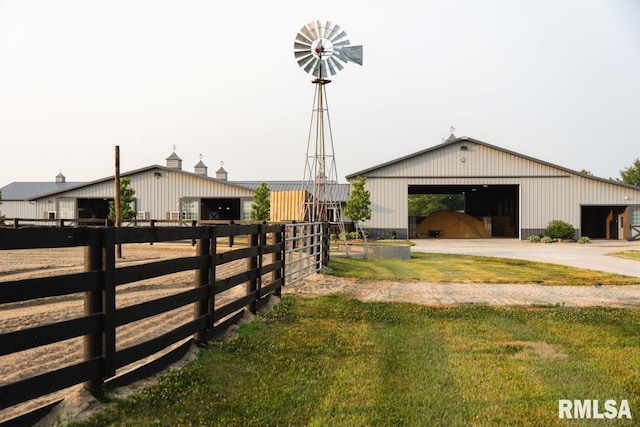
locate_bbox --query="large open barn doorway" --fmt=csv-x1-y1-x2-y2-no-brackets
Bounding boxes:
581,206,626,239
77,198,111,219
201,198,241,220
408,184,519,238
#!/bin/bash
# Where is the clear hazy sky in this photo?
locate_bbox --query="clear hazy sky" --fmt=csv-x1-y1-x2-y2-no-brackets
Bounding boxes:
1,0,638,187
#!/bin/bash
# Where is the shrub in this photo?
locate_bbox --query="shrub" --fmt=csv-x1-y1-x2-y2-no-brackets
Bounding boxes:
578,236,591,244
528,235,541,243
541,236,555,244
545,220,575,240
339,231,369,240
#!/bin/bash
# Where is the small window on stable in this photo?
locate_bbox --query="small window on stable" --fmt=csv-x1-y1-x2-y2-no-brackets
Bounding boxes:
181,200,199,220
242,200,252,220
631,208,640,226
59,200,75,219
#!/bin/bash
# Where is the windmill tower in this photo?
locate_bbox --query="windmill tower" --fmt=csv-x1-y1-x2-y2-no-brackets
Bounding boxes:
293,20,363,227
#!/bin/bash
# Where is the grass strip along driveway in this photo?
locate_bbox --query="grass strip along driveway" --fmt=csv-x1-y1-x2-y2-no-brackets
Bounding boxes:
328,252,639,285
610,250,640,262
73,296,638,426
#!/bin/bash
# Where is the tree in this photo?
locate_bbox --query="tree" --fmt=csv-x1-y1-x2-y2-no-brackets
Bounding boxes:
344,176,371,241
109,177,137,221
250,182,270,221
408,194,464,217
618,158,640,187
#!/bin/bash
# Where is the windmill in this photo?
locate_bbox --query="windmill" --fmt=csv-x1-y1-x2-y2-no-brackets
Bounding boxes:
293,20,363,233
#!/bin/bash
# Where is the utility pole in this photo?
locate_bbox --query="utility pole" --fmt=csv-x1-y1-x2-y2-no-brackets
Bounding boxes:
115,146,122,259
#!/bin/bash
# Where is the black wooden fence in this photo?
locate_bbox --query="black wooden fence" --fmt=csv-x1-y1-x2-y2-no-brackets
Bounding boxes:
0,223,285,426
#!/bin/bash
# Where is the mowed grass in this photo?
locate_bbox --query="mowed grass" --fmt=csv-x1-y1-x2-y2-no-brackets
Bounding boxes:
327,252,639,285
71,296,639,426
610,250,640,262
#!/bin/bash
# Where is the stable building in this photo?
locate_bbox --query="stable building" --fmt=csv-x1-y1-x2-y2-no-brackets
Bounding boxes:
0,153,255,222
346,134,640,240
1,151,350,224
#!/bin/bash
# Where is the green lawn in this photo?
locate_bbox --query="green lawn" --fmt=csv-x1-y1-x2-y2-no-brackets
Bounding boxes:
327,252,639,285
71,296,639,426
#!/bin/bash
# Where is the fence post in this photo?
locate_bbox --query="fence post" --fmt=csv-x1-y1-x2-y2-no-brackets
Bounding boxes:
102,228,117,380
194,232,211,345
150,220,156,245
83,231,103,395
314,223,322,270
257,222,266,302
274,225,284,295
209,226,217,330
291,221,296,248
246,227,259,314
322,222,330,267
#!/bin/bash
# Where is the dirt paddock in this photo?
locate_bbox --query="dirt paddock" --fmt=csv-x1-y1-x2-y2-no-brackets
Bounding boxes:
1,243,639,424
0,243,250,423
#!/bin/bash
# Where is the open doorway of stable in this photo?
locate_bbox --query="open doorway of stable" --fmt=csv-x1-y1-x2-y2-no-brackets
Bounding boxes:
408,184,519,238
581,206,627,240
77,198,112,219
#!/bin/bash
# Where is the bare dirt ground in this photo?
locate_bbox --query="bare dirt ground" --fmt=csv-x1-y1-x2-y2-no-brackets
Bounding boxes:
2,244,639,425
0,243,250,424
283,272,640,308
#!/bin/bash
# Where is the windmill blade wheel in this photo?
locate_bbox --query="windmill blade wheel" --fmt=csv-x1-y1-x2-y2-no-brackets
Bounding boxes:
293,20,363,79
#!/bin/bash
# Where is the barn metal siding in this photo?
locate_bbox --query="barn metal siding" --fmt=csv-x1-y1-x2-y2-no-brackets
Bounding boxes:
365,142,566,178
0,201,39,219
353,139,640,239
31,168,254,220
132,170,254,218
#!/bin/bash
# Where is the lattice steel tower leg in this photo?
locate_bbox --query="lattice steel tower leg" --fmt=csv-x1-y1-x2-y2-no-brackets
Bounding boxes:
294,20,363,244
302,77,346,240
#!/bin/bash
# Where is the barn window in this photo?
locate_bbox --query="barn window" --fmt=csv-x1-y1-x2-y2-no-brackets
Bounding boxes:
631,209,640,226
58,200,76,219
181,200,198,220
242,200,252,220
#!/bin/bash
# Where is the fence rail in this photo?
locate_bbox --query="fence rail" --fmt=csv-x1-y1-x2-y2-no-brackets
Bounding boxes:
0,218,273,229
0,222,309,426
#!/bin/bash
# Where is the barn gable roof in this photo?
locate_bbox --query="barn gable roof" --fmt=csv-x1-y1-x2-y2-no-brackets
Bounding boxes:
22,165,255,201
0,181,85,201
346,135,640,191
1,167,351,202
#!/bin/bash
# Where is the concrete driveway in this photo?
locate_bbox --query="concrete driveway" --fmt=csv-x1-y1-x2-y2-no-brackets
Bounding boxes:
410,239,640,278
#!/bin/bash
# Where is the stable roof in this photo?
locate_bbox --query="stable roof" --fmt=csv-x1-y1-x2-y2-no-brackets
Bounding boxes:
346,135,640,191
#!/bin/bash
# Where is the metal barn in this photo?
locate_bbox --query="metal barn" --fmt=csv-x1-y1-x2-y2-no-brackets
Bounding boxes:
346,135,640,240
1,154,351,224
0,155,256,222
